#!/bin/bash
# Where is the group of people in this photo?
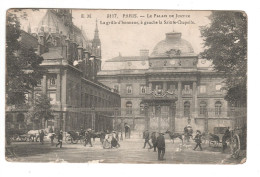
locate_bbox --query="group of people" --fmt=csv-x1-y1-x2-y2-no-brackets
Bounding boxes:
143,130,166,161
143,128,206,161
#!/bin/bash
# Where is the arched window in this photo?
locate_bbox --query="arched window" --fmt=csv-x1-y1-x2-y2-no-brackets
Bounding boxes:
17,113,25,123
200,101,207,115
184,101,190,117
215,101,222,115
126,101,132,115
140,102,145,115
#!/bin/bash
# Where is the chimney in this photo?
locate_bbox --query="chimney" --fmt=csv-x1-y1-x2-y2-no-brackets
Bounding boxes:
140,49,149,56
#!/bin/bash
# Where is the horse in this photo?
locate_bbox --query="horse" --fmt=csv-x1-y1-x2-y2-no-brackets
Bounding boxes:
165,130,184,144
27,129,48,142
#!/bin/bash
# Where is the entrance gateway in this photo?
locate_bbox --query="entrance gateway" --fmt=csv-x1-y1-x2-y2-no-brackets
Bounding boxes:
143,89,178,133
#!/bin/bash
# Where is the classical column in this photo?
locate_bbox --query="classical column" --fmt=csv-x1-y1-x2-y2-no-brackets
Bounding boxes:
91,107,96,131
148,82,152,92
192,81,197,118
42,75,47,94
177,81,182,118
163,81,167,91
56,73,61,102
169,102,176,131
144,103,149,130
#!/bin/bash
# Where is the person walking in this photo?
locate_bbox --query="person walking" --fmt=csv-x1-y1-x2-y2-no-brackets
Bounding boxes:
143,130,152,149
193,130,203,151
157,132,165,160
222,127,231,152
151,132,157,152
39,129,45,145
56,130,63,148
84,129,93,147
50,133,55,146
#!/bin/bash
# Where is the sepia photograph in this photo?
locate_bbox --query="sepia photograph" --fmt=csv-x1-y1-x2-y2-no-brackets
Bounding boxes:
5,8,247,164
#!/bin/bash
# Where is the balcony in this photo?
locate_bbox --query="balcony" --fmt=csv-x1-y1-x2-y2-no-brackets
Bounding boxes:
182,89,192,95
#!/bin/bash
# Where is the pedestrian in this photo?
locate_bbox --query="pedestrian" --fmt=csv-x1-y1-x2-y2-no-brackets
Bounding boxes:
56,130,63,148
157,132,165,160
84,129,93,147
50,133,55,146
100,130,105,144
143,130,153,149
39,129,45,145
222,127,231,152
193,130,203,151
151,132,157,152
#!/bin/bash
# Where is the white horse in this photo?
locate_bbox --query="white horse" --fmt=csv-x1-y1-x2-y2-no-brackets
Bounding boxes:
27,129,48,142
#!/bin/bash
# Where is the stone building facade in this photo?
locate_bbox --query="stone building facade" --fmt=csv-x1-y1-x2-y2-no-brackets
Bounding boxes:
6,9,120,132
97,31,234,135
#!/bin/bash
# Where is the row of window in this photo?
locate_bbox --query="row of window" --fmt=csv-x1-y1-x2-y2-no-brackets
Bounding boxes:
114,84,222,94
125,101,223,116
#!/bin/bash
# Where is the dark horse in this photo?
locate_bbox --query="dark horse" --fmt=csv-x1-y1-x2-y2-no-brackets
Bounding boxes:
165,130,184,144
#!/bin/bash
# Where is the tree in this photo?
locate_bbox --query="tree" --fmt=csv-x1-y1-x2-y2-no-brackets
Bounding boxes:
26,93,54,129
6,11,45,106
200,11,247,105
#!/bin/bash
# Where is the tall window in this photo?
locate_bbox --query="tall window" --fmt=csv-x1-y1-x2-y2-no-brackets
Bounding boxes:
140,102,145,115
184,101,190,117
114,84,119,92
216,84,222,91
48,92,56,104
140,85,146,94
126,85,132,94
48,74,57,87
126,101,132,114
155,105,161,117
200,101,207,115
200,85,206,93
215,101,222,115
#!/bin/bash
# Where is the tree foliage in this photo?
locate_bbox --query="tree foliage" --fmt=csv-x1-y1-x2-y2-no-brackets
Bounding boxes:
200,11,247,105
6,11,45,105
26,93,54,129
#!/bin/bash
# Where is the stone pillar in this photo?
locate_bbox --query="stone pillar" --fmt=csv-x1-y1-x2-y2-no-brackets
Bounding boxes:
163,81,167,91
192,81,197,118
177,81,182,118
148,82,152,92
56,73,61,102
144,103,149,130
42,75,47,94
91,109,96,131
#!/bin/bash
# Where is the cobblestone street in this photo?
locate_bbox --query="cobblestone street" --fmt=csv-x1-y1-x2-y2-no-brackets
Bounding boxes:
6,138,242,164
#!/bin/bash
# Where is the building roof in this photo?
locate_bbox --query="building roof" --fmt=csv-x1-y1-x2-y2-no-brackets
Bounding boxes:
19,30,39,49
151,31,196,57
106,55,148,62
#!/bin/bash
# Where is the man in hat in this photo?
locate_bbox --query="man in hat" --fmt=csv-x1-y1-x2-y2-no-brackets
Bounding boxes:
143,130,153,149
151,132,157,152
157,132,165,160
84,129,93,147
56,130,63,148
193,130,202,151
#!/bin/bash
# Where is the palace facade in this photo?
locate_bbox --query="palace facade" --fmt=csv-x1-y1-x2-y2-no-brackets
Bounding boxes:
97,31,234,135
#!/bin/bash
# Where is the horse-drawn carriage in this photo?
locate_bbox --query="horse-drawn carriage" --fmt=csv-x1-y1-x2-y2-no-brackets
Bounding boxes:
65,131,85,144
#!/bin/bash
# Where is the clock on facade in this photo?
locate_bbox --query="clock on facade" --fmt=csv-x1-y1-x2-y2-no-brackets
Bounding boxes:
170,60,176,65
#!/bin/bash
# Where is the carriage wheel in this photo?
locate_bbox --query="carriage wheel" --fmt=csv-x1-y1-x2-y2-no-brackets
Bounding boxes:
72,139,79,144
65,135,72,144
231,134,240,159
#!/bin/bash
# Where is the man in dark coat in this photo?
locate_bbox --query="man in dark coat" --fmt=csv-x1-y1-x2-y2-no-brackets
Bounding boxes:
39,130,45,145
84,129,93,147
151,132,157,152
143,130,152,149
56,130,63,148
222,127,231,152
193,130,202,151
157,132,165,160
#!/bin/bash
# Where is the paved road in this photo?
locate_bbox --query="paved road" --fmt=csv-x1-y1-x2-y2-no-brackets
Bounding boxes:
6,138,242,164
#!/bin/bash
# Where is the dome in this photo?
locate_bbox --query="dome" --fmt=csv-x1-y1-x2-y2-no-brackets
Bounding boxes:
151,31,195,57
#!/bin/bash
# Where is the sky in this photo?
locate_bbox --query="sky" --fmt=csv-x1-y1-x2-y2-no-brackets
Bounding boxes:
16,9,211,62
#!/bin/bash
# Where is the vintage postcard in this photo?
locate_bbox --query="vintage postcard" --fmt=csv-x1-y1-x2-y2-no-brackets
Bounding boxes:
5,9,247,164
